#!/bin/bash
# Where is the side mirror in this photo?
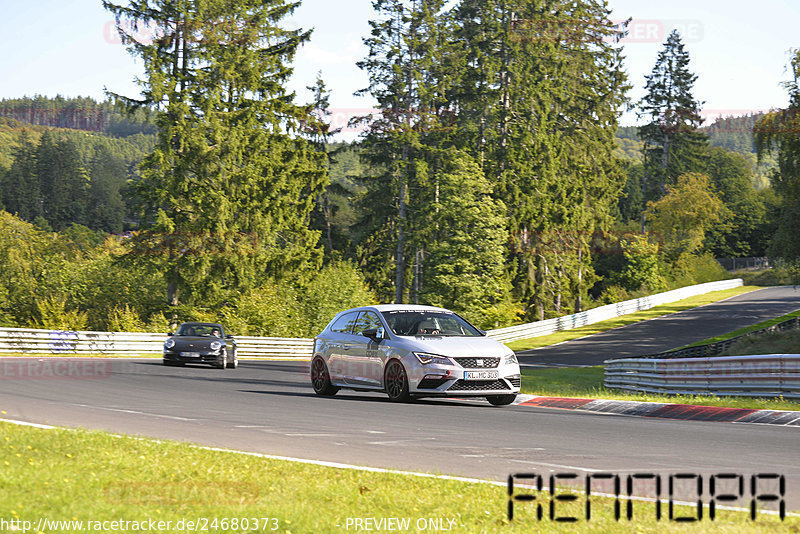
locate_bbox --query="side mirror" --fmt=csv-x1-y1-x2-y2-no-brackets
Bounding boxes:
167,332,174,336
225,334,234,339
362,328,384,340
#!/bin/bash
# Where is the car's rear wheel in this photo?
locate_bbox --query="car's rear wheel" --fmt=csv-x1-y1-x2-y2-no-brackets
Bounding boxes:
214,351,227,369
384,359,411,402
226,349,238,369
486,394,517,406
311,357,339,396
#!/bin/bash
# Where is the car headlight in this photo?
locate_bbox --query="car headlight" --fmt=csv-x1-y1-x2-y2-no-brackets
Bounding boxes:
504,350,518,365
414,352,452,365
164,339,175,349
210,341,222,351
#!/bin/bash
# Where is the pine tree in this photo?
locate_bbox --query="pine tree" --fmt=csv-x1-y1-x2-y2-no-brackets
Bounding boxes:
37,133,89,230
104,0,327,309
356,0,453,303
451,0,628,318
87,144,126,233
1,132,40,220
638,30,708,202
304,73,344,255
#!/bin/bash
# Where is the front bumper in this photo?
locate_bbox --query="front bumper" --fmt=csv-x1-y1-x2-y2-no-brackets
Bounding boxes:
163,351,221,364
409,361,521,396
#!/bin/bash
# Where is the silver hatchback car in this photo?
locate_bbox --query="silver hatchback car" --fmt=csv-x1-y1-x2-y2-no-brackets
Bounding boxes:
310,304,521,405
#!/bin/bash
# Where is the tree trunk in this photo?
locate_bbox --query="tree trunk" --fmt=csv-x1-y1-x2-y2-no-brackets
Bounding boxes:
395,167,406,304
661,131,670,194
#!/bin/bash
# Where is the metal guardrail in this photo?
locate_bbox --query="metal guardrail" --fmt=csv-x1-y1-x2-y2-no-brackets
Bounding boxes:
715,256,769,272
603,354,800,399
0,327,313,360
630,316,800,360
487,279,743,343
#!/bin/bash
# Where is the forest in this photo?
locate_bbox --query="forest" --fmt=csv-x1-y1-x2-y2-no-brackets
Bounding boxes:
0,0,797,337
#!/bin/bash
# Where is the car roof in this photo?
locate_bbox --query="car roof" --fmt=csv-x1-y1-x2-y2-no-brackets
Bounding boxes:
346,304,452,313
179,322,223,327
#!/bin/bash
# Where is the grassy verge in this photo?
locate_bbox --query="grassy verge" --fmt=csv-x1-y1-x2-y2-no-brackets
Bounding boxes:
520,367,800,411
1,421,795,533
724,330,800,357
683,310,800,348
506,286,759,352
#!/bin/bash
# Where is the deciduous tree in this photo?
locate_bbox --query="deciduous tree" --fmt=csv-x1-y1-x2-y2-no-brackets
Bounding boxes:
755,49,800,262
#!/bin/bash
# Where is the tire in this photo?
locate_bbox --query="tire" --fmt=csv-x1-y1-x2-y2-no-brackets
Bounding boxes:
384,359,411,403
214,351,227,369
486,394,517,406
310,357,339,396
226,348,238,369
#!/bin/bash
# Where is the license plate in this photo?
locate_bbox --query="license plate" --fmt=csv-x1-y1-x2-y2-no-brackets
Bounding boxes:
181,352,200,358
464,370,499,380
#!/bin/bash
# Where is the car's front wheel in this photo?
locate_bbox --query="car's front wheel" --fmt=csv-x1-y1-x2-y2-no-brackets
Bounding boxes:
384,359,411,402
486,394,517,406
226,348,238,369
214,351,227,369
311,357,339,396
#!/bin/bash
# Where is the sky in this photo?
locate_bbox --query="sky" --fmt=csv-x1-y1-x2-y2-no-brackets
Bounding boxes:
0,0,797,137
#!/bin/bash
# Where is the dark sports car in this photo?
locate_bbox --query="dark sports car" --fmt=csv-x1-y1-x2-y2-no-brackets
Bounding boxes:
162,322,238,369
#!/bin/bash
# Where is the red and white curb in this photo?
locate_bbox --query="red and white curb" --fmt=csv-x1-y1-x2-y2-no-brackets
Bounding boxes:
513,395,800,426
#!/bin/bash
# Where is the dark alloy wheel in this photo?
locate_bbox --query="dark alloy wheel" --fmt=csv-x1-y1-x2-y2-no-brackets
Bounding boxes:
214,351,227,369
486,394,517,406
384,359,411,402
226,349,238,369
311,357,339,396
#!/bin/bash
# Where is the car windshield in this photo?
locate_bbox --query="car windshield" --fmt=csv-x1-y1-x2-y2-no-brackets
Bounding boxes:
380,311,481,337
177,324,222,337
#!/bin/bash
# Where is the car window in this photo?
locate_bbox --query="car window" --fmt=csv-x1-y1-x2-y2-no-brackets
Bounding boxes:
177,324,223,337
329,312,359,334
380,311,481,337
352,311,383,335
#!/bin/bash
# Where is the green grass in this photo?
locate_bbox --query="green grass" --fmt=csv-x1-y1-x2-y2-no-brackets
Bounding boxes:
724,330,800,357
0,421,795,533
506,286,760,352
738,268,799,286
520,367,800,411
683,310,800,348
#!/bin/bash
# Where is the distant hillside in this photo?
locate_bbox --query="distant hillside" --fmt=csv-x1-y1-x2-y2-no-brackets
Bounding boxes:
0,115,156,232
701,113,764,154
0,96,156,138
615,114,765,162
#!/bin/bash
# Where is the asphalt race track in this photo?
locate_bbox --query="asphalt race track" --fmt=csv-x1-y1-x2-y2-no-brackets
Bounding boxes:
1,286,798,509
518,286,800,367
